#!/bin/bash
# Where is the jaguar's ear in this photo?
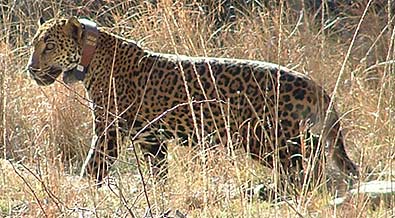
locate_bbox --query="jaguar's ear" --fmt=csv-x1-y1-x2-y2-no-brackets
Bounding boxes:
63,17,83,42
38,17,45,26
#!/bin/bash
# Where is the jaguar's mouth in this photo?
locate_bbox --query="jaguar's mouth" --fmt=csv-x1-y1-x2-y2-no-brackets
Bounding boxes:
29,66,63,86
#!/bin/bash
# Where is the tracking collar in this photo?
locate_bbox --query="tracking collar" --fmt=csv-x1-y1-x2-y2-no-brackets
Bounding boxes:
71,18,99,81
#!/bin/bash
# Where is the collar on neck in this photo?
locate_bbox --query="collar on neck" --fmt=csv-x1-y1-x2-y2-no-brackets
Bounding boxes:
71,18,99,81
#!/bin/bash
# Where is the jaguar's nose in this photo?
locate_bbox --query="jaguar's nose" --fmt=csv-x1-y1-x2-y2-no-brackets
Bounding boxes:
27,51,40,74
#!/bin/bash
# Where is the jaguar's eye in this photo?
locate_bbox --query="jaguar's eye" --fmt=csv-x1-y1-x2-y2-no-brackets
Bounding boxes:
45,43,55,51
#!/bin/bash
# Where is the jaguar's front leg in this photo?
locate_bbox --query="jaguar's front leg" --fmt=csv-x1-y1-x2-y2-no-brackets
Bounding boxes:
81,127,120,183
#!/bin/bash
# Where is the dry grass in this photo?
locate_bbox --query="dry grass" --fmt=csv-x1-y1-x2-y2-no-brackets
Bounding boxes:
1,0,394,217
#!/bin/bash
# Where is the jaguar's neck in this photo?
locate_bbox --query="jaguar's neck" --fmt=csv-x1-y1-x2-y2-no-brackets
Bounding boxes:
83,29,146,92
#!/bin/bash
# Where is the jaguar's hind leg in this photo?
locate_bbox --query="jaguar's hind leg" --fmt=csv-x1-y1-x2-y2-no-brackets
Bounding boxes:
139,131,169,180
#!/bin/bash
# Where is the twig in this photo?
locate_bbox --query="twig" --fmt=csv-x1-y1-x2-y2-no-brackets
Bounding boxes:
128,99,221,217
9,161,48,218
107,181,136,218
18,162,67,212
130,139,152,217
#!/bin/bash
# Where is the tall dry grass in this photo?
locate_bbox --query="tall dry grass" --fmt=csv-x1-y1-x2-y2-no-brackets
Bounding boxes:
0,0,394,217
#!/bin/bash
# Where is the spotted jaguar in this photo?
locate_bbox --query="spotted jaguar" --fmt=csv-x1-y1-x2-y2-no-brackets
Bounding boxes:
27,17,358,186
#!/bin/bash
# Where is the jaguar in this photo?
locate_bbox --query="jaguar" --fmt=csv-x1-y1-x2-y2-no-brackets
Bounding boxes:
27,16,358,186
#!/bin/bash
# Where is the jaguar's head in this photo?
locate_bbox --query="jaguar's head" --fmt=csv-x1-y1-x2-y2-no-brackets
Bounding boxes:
27,17,83,85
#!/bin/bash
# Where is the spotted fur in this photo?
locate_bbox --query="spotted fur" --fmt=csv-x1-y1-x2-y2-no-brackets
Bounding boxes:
27,17,358,184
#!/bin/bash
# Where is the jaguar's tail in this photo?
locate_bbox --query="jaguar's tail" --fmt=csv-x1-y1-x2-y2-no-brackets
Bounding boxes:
311,89,359,178
325,111,359,177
